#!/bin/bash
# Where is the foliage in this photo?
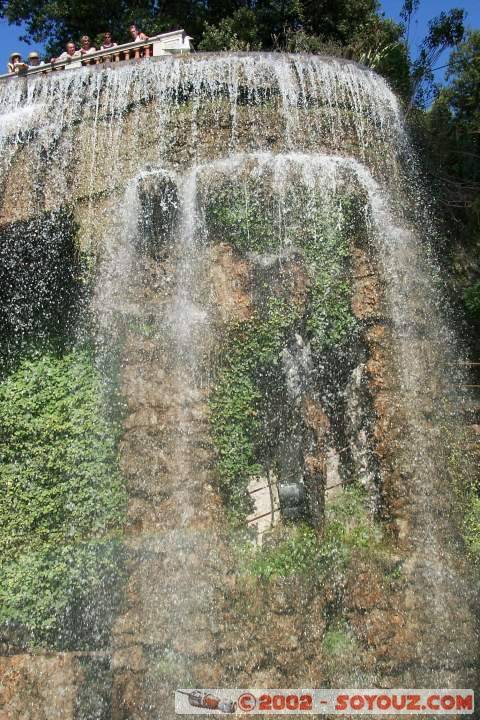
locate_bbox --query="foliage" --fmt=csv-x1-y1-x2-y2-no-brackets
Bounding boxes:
198,1,409,92
0,538,124,649
409,9,465,109
431,27,480,208
446,30,480,132
243,485,383,580
253,0,303,48
0,208,82,363
445,420,480,568
410,30,480,298
464,494,480,565
348,15,410,95
206,180,358,351
459,479,480,568
302,196,357,353
298,0,381,46
0,0,400,66
464,282,480,321
199,8,261,52
400,0,420,47
207,181,361,513
248,524,320,578
0,0,168,55
205,182,277,254
322,624,358,656
283,30,339,56
0,349,126,647
210,299,297,515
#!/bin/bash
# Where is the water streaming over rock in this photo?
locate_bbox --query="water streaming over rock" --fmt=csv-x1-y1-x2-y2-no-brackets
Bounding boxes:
0,54,477,718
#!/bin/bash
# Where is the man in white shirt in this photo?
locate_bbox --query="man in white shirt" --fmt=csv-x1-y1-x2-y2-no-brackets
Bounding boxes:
52,41,80,63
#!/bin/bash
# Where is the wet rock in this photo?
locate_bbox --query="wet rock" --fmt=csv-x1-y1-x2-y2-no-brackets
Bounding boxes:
112,647,146,673
0,654,87,720
208,243,253,324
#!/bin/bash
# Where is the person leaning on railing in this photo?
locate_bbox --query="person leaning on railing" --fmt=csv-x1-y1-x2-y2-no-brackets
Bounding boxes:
7,52,28,74
4,28,184,77
100,32,117,50
79,36,96,56
51,41,80,64
128,24,149,42
28,51,45,68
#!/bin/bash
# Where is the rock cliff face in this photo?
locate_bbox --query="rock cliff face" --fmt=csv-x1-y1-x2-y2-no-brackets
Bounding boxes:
0,54,477,719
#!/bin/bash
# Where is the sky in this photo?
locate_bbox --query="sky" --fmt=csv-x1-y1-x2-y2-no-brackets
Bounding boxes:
0,1,479,75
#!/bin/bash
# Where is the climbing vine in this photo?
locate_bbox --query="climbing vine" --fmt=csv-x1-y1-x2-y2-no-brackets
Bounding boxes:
207,175,365,516
303,195,359,353
210,299,298,515
243,485,383,580
447,424,480,566
205,181,278,253
205,175,360,351
0,349,126,648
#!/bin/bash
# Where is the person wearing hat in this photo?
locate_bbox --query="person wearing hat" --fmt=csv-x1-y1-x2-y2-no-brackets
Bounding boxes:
7,52,28,74
28,51,44,68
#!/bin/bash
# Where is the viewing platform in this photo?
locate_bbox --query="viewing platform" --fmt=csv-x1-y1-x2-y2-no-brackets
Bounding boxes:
0,29,192,81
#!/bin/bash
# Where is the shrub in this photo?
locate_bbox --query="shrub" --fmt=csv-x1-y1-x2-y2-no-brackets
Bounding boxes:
198,8,262,52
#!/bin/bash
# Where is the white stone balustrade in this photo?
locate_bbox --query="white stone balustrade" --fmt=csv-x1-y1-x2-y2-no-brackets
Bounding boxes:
0,29,192,81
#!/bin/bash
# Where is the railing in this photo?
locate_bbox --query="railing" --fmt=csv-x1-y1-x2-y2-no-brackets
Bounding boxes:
0,29,192,81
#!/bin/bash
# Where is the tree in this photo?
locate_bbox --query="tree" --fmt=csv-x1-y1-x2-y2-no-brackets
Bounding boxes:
410,28,480,281
301,0,380,44
0,0,209,55
446,30,480,134
351,15,409,96
0,0,394,59
409,8,465,110
424,31,480,192
249,0,304,48
198,7,261,51
400,0,420,50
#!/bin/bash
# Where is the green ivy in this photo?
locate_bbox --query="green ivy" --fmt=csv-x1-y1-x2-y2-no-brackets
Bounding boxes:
205,177,359,350
210,299,297,515
205,182,278,253
322,624,359,656
464,495,480,562
302,196,358,352
0,350,126,647
247,524,320,579
453,452,480,567
464,281,480,321
207,179,365,515
243,485,383,581
443,418,480,567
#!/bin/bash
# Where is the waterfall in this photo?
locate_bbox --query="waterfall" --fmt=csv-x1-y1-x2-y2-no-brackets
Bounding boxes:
0,53,477,717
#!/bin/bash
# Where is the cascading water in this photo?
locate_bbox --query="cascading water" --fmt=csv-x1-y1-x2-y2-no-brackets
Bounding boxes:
0,54,477,718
